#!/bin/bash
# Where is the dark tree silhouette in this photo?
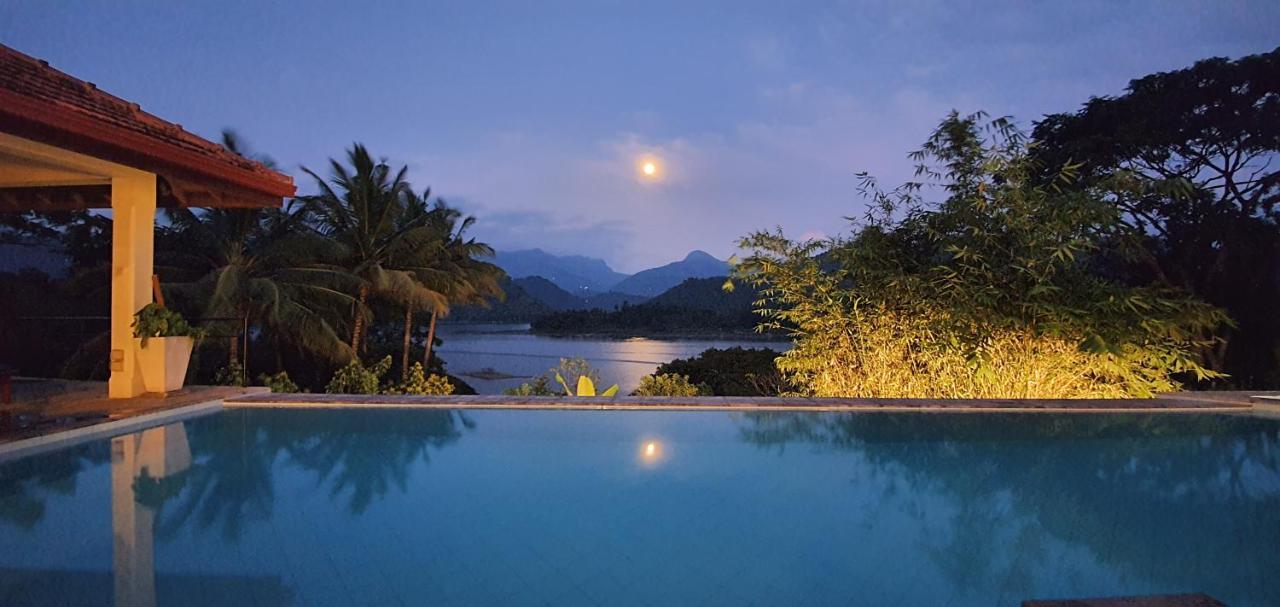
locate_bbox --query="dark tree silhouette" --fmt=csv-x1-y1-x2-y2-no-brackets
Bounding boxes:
1033,47,1280,386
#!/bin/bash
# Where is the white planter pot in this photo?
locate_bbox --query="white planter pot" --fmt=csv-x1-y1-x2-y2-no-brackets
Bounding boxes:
132,336,195,394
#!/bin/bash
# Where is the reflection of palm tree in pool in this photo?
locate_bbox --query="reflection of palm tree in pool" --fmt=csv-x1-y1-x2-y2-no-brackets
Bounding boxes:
738,413,1280,605
0,442,106,529
158,409,470,538
278,409,467,515
157,414,283,541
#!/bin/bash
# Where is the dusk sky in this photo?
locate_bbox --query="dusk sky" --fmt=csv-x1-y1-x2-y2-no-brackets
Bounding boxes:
3,1,1276,272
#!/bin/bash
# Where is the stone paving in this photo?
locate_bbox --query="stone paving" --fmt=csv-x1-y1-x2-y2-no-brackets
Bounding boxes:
0,382,263,443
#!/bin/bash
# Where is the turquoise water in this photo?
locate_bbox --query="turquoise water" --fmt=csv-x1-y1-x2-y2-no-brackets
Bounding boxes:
1,409,1278,606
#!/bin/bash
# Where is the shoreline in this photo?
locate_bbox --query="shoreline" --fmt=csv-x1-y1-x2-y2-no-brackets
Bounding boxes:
440,321,788,342
529,330,788,341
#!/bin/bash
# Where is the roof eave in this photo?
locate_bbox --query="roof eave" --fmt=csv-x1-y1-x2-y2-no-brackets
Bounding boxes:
0,88,295,204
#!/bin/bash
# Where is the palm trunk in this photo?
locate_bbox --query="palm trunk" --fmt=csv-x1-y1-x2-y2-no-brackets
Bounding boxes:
351,284,370,356
401,307,413,381
422,309,439,369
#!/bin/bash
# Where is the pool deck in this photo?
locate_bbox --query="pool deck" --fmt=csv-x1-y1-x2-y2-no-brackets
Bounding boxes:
0,383,266,445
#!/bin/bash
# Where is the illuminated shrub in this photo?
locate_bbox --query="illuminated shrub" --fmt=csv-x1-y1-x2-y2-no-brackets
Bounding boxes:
631,373,710,397
735,113,1227,398
386,363,454,396
325,356,451,395
325,356,392,394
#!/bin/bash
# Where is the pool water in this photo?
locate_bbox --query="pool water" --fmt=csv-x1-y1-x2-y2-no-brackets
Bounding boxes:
1,409,1278,606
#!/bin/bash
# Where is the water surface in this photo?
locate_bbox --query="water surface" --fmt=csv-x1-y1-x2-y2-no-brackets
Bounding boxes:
1,409,1278,606
435,323,790,393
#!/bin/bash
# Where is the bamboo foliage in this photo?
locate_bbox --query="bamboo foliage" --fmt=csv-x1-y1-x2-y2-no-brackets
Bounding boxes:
736,112,1229,398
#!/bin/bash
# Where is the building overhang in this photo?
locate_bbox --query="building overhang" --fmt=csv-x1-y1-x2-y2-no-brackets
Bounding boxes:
0,44,295,212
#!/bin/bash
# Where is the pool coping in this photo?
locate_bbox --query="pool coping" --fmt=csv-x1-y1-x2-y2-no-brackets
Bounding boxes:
223,392,1272,413
3,392,1273,463
0,399,223,463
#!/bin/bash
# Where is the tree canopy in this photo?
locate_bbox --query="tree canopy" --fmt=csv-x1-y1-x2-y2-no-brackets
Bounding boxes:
1033,47,1280,386
737,113,1228,398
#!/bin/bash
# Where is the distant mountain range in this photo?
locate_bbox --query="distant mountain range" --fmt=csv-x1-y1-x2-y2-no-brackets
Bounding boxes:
530,277,763,336
447,276,650,323
492,248,730,297
511,276,648,311
447,276,554,323
453,249,737,323
644,275,752,311
609,250,729,297
492,249,629,295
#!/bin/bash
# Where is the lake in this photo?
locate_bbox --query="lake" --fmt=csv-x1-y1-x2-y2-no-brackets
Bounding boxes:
434,323,791,394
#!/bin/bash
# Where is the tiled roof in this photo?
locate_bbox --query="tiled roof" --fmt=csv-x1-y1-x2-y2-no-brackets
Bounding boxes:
0,43,293,198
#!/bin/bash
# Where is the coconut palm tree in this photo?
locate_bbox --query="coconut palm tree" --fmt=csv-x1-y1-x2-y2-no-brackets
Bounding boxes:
159,132,357,374
161,202,357,369
392,193,504,377
300,145,449,355
423,210,503,370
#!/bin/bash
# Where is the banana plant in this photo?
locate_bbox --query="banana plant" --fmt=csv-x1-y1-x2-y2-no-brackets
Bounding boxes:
555,372,619,397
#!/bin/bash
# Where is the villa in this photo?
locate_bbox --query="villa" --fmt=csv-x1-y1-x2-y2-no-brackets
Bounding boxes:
0,43,293,401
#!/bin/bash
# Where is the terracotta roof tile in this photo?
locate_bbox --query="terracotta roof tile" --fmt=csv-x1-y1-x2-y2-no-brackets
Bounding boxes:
0,44,292,195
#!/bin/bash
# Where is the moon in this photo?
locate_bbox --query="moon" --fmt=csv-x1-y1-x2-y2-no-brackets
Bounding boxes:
636,156,663,181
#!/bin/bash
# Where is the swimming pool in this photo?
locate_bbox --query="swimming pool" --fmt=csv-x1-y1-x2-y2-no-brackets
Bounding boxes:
1,408,1277,606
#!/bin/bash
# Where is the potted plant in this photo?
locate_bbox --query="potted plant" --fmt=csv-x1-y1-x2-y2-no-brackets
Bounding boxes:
132,303,204,393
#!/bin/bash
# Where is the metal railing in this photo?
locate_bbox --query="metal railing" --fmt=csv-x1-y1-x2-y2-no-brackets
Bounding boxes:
12,314,249,385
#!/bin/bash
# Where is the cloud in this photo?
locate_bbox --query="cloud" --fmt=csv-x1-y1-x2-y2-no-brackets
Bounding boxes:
405,80,977,272
747,34,787,70
378,2,1259,272
459,207,634,260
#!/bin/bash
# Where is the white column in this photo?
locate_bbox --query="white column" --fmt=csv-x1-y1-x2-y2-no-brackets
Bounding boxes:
108,172,157,398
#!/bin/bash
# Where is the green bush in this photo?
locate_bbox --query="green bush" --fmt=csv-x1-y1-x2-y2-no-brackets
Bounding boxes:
324,357,453,396
504,376,557,396
213,362,246,387
656,347,789,396
386,363,454,396
325,356,393,394
258,371,301,393
735,112,1228,399
631,373,710,397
